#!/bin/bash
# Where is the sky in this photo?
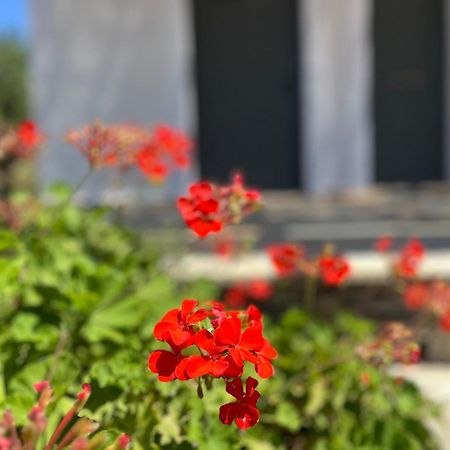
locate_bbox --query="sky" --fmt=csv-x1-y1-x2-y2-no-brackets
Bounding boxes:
0,0,28,39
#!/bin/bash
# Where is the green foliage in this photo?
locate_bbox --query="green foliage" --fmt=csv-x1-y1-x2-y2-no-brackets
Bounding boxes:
0,186,440,449
252,310,439,450
0,38,28,125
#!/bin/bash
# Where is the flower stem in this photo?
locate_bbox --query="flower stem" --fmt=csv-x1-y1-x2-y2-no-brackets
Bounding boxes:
304,275,318,313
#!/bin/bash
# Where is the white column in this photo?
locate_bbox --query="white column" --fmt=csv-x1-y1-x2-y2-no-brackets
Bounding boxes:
301,0,374,194
29,0,196,204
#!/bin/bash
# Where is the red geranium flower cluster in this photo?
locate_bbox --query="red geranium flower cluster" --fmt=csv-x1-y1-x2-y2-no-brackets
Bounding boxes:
394,239,426,278
375,237,426,279
136,125,192,183
148,299,277,429
266,243,351,286
0,121,46,160
0,381,130,449
401,281,450,333
66,122,151,169
223,279,273,308
177,174,262,238
66,122,192,183
356,322,421,367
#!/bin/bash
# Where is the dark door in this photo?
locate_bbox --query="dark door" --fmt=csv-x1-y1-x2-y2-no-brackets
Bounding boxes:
374,0,443,182
193,0,300,189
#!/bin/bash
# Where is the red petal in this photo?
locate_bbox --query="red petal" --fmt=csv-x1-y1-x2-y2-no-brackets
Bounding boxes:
148,350,179,382
219,402,240,425
210,359,229,377
181,299,198,315
186,355,211,378
187,308,208,324
240,326,265,352
235,405,260,429
260,339,278,359
193,329,216,354
225,378,244,400
215,317,242,346
174,357,191,381
169,328,192,347
255,356,274,379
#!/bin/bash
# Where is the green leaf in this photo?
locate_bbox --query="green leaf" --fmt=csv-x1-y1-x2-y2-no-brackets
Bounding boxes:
274,401,302,432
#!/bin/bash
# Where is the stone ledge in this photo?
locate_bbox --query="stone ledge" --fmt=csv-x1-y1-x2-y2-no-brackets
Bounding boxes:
167,250,450,284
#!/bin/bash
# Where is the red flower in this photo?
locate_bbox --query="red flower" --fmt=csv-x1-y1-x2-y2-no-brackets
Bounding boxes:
149,299,276,429
223,284,247,308
153,299,208,348
67,122,149,169
214,316,276,378
118,434,132,449
177,175,262,238
153,125,193,168
136,144,169,183
185,329,229,378
219,377,261,429
439,311,450,333
0,121,46,159
403,283,429,310
247,279,273,301
267,244,303,277
148,350,189,382
17,121,44,148
375,235,393,253
177,182,223,238
394,239,425,278
319,255,350,286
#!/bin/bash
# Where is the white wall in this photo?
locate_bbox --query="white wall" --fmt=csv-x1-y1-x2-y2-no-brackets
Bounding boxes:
301,0,374,194
29,0,196,203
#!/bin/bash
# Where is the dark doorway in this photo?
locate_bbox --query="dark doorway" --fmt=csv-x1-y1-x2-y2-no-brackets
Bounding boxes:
193,0,300,189
374,0,444,183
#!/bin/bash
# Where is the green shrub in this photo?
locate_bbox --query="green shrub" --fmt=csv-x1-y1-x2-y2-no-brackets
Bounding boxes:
0,186,440,449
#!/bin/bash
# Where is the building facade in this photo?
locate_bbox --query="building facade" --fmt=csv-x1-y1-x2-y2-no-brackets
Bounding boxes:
30,0,450,198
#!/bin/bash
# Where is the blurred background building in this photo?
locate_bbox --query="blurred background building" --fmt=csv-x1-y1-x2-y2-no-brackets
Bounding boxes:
0,0,448,198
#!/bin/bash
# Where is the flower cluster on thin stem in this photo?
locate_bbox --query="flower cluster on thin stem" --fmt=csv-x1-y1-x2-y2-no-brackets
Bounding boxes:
148,299,277,429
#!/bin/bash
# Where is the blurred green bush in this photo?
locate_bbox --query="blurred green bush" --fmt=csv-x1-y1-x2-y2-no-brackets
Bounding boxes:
0,185,439,449
0,38,28,126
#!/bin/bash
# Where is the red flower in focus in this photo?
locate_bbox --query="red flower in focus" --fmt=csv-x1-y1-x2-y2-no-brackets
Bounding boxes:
148,349,189,382
149,300,276,430
375,235,393,253
214,316,276,378
394,239,425,278
185,329,229,378
267,243,303,277
319,255,350,286
177,182,223,238
153,299,208,348
219,377,261,429
403,282,429,310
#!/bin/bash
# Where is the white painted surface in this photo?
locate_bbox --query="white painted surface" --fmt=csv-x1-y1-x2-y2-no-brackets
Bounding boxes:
29,0,196,203
168,250,450,284
301,0,373,194
393,364,450,450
